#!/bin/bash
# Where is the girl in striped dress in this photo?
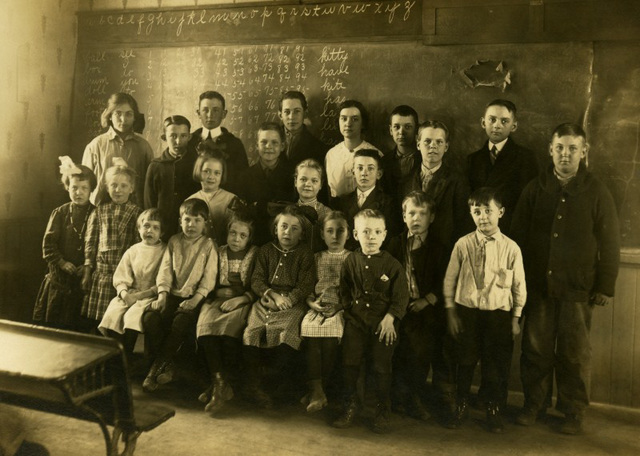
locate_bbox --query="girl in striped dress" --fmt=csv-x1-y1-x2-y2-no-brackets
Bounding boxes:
300,211,351,412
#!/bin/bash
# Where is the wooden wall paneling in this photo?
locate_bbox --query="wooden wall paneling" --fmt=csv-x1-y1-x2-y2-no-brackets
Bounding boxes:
610,267,637,405
590,286,614,403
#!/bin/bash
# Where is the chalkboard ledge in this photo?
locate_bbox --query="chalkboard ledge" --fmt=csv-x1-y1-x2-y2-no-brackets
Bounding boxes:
620,248,640,266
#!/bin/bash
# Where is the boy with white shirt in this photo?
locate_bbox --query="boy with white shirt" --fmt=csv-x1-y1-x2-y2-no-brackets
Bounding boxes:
443,187,526,433
325,100,381,201
187,91,248,193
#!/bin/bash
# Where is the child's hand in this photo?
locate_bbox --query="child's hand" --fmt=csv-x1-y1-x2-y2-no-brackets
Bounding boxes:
376,313,396,346
58,260,76,275
151,294,167,312
75,265,87,277
275,295,293,311
81,268,93,292
511,316,521,338
180,297,199,311
216,288,236,299
321,303,339,318
122,291,137,307
447,307,462,338
307,296,325,313
220,296,246,313
260,294,278,310
591,292,612,307
408,298,429,313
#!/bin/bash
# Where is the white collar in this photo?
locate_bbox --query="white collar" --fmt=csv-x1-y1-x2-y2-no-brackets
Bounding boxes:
475,229,502,243
421,162,442,176
488,137,508,153
357,186,375,200
202,126,222,140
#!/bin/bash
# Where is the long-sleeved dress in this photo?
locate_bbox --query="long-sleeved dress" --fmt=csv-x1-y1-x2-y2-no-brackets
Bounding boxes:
98,241,166,334
197,245,258,338
243,242,315,350
34,202,95,327
83,201,141,321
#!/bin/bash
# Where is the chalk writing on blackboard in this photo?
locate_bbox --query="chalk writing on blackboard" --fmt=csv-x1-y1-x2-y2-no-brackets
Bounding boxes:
85,1,417,38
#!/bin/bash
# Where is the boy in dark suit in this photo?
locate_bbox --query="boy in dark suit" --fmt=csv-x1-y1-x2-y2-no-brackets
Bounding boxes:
467,99,540,234
236,122,295,245
387,192,448,422
338,149,397,250
188,91,248,193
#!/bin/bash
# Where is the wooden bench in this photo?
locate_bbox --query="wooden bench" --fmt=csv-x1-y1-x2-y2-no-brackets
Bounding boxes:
0,319,175,456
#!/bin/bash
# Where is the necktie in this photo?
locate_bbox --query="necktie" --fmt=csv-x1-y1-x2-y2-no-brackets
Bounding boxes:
421,171,433,192
490,145,498,164
358,192,367,208
410,234,422,251
477,236,494,289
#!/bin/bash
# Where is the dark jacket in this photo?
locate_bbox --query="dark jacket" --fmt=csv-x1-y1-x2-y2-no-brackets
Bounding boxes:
144,147,201,240
338,186,398,250
468,137,540,234
386,228,448,305
510,163,620,301
188,127,248,193
284,125,330,204
381,146,422,209
403,162,472,251
236,160,296,246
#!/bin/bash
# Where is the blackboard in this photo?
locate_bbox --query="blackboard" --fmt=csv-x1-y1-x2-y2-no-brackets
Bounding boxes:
72,1,640,246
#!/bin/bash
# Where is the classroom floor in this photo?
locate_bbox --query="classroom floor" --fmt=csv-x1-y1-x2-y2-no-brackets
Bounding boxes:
6,376,640,456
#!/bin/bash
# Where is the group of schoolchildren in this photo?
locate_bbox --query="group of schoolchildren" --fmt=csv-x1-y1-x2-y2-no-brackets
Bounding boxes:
34,89,620,437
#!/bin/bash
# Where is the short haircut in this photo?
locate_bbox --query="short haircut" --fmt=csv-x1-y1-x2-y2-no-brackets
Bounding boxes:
193,150,227,186
61,164,97,191
137,208,162,229
402,191,436,214
485,99,517,119
354,149,382,168
227,208,256,238
322,210,348,229
198,91,226,110
104,164,136,188
418,120,450,142
162,115,191,133
279,91,308,111
295,158,324,180
273,204,308,240
551,123,587,142
100,92,141,129
468,187,503,208
337,99,370,132
353,208,386,226
389,105,418,127
258,121,285,143
180,198,209,220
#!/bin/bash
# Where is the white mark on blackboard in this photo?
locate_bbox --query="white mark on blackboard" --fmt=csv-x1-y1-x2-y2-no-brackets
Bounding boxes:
261,7,273,28
404,1,416,21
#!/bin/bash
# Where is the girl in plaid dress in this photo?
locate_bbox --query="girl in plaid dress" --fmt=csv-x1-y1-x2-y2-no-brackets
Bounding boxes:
301,211,351,412
82,164,141,329
196,211,258,415
34,158,96,330
242,205,315,408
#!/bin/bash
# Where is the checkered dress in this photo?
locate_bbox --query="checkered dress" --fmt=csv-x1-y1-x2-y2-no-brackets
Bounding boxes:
243,242,315,350
82,201,141,321
301,249,351,338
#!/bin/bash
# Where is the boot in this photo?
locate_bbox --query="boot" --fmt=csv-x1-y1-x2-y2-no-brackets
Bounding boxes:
486,402,504,433
198,384,213,404
205,372,234,416
405,393,431,421
445,398,468,429
371,402,392,434
156,361,175,385
559,412,584,435
306,379,328,413
142,360,164,392
332,396,358,429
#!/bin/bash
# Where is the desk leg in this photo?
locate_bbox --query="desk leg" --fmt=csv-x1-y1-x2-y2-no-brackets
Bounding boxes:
111,426,140,456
